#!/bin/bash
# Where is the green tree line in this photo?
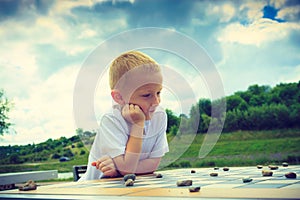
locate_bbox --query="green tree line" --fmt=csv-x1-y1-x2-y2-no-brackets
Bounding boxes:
0,129,96,165
0,136,83,164
166,81,300,134
0,81,299,165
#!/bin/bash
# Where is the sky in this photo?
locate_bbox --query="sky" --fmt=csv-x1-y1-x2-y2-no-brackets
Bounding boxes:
0,0,299,146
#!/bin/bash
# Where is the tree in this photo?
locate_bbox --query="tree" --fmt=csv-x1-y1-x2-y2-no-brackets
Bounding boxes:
198,99,211,116
199,113,210,133
165,109,180,133
226,95,247,111
0,90,12,135
188,104,200,133
9,153,22,164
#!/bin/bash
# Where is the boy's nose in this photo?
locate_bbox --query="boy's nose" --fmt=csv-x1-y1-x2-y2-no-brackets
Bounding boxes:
152,95,160,105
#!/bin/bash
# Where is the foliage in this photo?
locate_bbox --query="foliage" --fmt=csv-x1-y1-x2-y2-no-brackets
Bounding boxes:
0,135,88,165
222,81,300,132
0,89,12,136
165,109,180,133
177,81,300,133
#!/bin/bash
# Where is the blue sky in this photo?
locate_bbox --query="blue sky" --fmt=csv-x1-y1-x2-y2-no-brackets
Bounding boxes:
0,0,299,145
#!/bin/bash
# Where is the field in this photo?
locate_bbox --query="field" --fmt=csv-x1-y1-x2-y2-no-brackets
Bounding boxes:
167,129,300,168
0,129,299,175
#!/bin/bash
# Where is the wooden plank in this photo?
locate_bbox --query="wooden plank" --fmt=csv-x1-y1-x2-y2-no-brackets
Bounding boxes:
128,188,300,199
1,167,300,199
5,185,300,199
0,170,58,185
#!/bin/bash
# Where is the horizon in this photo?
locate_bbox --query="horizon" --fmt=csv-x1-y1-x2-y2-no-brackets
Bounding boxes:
0,0,299,146
1,79,298,148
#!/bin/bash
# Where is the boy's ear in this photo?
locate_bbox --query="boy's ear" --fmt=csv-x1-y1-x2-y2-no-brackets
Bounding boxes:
111,90,125,105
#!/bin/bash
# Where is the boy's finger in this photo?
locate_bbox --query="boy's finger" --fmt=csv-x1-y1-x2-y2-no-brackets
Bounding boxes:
100,165,108,172
123,104,129,110
98,155,110,162
103,169,114,177
92,160,102,169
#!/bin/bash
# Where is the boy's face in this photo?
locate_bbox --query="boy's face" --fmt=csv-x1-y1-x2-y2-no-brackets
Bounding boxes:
129,83,162,120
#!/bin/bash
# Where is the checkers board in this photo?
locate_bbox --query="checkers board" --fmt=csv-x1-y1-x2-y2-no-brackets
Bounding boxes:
1,165,300,199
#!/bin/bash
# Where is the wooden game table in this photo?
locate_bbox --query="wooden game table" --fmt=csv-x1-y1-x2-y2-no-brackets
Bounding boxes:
1,166,299,199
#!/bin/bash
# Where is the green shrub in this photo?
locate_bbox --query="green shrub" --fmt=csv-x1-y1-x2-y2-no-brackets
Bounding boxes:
77,142,84,148
52,153,60,159
80,150,86,155
179,160,191,168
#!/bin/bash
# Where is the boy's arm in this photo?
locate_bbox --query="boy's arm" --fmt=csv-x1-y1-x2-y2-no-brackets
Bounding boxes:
113,156,161,175
94,156,161,177
113,104,145,175
135,157,161,174
113,125,144,175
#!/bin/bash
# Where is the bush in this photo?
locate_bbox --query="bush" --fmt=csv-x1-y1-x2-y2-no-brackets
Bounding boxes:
9,153,23,164
63,148,74,157
77,142,84,148
52,153,60,159
195,161,216,167
80,150,86,155
287,155,300,164
179,160,191,168
169,125,178,136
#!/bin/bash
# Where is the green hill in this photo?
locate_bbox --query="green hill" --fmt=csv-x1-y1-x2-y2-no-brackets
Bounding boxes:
0,131,95,173
0,129,299,174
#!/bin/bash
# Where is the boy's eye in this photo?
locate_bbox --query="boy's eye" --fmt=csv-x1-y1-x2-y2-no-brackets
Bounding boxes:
141,91,161,98
141,94,151,98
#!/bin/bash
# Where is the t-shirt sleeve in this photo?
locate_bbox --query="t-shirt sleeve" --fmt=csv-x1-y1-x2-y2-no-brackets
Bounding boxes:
149,111,169,158
98,114,129,158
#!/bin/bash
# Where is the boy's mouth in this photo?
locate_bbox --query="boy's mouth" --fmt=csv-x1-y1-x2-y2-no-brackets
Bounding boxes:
148,107,156,114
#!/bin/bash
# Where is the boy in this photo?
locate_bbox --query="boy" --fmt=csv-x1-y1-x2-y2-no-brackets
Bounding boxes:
79,51,169,180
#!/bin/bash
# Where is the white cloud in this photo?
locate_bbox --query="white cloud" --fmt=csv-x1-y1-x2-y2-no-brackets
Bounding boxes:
205,3,236,23
160,88,182,115
0,47,40,98
78,29,97,39
277,5,300,21
50,0,94,16
219,3,236,23
239,1,265,22
270,0,286,9
36,17,67,41
0,65,80,146
94,69,113,119
218,18,300,46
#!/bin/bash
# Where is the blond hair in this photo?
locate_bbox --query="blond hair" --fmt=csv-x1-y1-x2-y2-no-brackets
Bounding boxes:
109,51,160,90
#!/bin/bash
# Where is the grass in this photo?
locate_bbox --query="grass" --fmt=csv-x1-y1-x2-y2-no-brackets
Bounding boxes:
0,155,88,173
163,129,300,169
1,129,299,175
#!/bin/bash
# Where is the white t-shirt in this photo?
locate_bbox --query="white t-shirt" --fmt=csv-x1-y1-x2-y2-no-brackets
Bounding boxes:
79,105,169,181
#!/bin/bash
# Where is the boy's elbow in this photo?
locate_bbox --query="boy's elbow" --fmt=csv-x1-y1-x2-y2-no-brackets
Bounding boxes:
115,163,137,176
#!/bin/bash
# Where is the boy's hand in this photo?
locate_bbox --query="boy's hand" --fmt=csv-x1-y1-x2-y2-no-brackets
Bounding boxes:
122,104,145,127
91,155,119,177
